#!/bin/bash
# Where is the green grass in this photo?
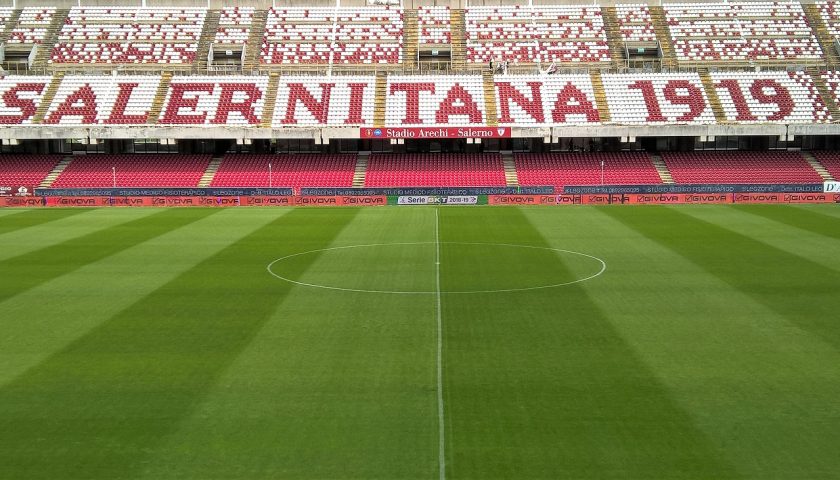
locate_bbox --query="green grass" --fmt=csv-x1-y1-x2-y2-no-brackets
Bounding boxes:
1,205,839,479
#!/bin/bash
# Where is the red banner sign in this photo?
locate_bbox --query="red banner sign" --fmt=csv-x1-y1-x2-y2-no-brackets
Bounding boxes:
1,196,44,207
360,127,511,139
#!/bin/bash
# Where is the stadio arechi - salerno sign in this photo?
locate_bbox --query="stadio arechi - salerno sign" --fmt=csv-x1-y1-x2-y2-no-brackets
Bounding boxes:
360,127,512,139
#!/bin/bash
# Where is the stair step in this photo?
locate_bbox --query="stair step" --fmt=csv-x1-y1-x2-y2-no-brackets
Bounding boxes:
501,151,519,187
482,71,498,126
807,66,840,121
650,153,675,185
32,72,65,124
802,151,836,181
38,156,73,188
147,73,173,124
698,68,728,123
373,73,388,127
194,10,222,73
589,70,611,123
352,152,369,188
198,157,223,187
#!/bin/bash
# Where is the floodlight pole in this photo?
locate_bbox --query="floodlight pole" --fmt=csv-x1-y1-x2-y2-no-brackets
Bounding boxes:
600,160,604,185
112,166,116,188
269,163,273,189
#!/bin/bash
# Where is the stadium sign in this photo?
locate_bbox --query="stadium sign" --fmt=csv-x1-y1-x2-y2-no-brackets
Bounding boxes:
824,181,840,193
397,196,479,205
0,185,33,197
360,127,511,139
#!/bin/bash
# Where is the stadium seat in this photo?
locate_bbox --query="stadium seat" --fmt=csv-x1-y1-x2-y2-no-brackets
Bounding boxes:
210,154,357,193
50,154,211,188
662,151,823,184
365,154,506,187
514,152,661,188
0,155,62,187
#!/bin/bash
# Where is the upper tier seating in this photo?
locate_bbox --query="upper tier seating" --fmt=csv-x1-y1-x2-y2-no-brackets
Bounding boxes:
214,7,254,46
514,152,661,188
494,75,600,126
210,154,357,192
159,76,269,125
711,71,830,123
50,7,206,65
365,153,506,187
271,76,375,126
616,4,657,42
261,7,403,65
50,154,210,188
419,6,451,45
664,2,822,62
385,75,486,126
662,151,822,183
465,5,610,64
43,75,161,125
810,151,840,179
0,155,61,187
602,73,716,124
8,7,55,44
816,1,840,40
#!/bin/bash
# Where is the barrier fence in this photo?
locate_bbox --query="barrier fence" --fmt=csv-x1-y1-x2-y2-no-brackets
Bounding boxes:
3,193,839,207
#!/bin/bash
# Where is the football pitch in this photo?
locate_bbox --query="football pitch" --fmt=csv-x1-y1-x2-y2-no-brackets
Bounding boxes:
1,204,840,479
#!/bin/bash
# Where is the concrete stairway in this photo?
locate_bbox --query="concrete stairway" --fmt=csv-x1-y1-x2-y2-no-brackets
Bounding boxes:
802,151,836,181
373,72,388,127
601,6,626,70
590,70,611,122
198,156,223,187
32,9,68,70
147,72,173,124
501,151,519,187
353,152,369,188
194,10,221,73
450,9,467,71
650,153,675,184
32,72,64,124
403,9,419,69
649,6,677,68
698,68,728,123
37,156,73,188
261,72,280,128
803,3,840,68
482,70,498,126
807,66,840,121
243,9,268,71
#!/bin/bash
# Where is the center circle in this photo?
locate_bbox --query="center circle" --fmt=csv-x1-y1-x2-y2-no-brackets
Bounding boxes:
267,242,606,294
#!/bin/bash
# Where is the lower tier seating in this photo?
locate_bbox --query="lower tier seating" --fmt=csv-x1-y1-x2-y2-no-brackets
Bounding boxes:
50,154,211,188
364,154,506,187
0,155,62,187
811,151,840,180
662,151,822,184
210,154,357,192
514,152,661,188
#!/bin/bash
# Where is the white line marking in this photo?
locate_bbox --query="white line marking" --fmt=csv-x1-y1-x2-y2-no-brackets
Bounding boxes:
266,242,607,295
435,208,446,480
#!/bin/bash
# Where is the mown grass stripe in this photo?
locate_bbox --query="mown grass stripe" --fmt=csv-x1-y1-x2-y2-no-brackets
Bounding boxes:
0,208,359,479
438,206,738,479
603,206,840,352
0,208,289,389
0,208,90,236
0,208,163,262
0,208,219,304
732,204,840,241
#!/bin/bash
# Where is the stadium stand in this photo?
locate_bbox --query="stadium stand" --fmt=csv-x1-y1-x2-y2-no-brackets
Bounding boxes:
50,7,206,65
42,75,161,125
419,6,451,45
711,71,830,123
7,7,56,45
49,154,211,188
385,75,487,126
215,7,254,46
602,73,716,124
158,76,268,125
261,7,403,65
210,154,357,191
365,153,506,187
0,155,61,187
662,151,823,183
272,76,375,126
810,150,840,178
514,152,662,187
663,1,823,63
464,5,610,65
0,76,53,125
494,75,601,125
616,4,657,42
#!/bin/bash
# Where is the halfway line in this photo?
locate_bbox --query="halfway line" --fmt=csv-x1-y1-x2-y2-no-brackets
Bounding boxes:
435,207,446,480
